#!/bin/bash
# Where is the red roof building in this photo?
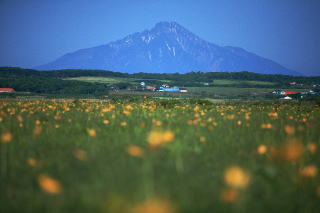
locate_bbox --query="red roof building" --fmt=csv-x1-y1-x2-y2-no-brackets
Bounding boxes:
283,91,299,95
0,88,15,93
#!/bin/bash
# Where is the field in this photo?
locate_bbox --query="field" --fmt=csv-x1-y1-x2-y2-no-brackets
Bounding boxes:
64,77,136,84
64,77,276,87
63,76,310,99
1,98,320,213
64,77,171,84
186,87,275,97
212,79,276,86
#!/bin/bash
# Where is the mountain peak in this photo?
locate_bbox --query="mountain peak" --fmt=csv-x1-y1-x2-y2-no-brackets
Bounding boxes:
36,22,298,75
152,21,187,33
154,21,180,28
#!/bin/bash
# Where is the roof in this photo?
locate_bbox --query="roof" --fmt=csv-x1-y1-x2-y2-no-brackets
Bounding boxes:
283,96,293,99
284,91,299,95
0,88,15,91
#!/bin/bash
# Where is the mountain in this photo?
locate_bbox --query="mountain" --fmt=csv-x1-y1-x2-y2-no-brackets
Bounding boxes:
36,22,299,75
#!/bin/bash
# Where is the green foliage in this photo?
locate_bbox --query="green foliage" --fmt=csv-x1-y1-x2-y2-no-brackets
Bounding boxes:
0,99,320,213
0,68,109,95
112,82,133,89
1,67,319,96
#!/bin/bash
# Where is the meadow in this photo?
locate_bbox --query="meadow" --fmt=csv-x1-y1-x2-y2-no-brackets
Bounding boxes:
64,77,172,84
62,76,310,99
1,98,320,213
211,79,276,86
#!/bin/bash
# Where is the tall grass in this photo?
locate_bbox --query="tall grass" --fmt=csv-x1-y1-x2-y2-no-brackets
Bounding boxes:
0,99,319,213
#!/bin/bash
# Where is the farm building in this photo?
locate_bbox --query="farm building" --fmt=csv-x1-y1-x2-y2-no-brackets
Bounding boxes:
180,88,188,93
163,87,180,92
282,91,299,95
0,88,15,93
146,86,157,91
157,87,180,92
281,96,293,100
273,90,299,95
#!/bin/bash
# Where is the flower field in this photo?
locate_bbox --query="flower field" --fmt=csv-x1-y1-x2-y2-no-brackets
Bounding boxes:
1,99,320,213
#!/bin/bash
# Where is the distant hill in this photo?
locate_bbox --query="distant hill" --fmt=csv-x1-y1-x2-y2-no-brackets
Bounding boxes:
36,22,299,76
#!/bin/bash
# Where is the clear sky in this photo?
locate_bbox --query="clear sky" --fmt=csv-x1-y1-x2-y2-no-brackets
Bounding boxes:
1,0,320,75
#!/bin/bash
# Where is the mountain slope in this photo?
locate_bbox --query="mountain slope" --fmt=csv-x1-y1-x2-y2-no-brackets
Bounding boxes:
37,22,298,75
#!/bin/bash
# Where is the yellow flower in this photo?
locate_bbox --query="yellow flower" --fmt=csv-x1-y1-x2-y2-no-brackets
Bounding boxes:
16,115,23,122
1,131,13,143
221,188,239,203
194,113,200,118
33,126,42,135
147,130,175,148
284,125,295,135
125,105,133,110
38,174,62,195
54,115,62,120
153,120,162,126
245,113,250,120
308,143,317,154
299,165,317,178
257,145,267,155
88,129,97,137
73,149,88,161
133,199,176,213
27,158,37,167
200,136,206,143
127,145,143,157
224,166,250,189
261,123,272,129
139,122,146,128
227,114,235,120
123,110,130,115
120,121,127,126
162,131,175,142
268,112,278,119
101,108,109,113
271,140,303,162
103,120,110,125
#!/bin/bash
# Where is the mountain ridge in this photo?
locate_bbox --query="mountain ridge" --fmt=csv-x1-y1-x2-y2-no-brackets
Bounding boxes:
36,21,299,76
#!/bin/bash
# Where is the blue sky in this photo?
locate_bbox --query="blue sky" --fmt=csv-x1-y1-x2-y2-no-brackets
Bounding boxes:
1,0,320,75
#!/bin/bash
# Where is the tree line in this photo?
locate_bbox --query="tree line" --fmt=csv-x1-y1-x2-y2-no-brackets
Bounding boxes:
0,67,319,94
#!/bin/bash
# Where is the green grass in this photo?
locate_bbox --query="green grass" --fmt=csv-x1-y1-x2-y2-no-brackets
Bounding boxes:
186,87,307,98
64,76,133,84
66,77,275,87
65,76,172,84
0,99,320,213
212,79,275,86
186,87,274,96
